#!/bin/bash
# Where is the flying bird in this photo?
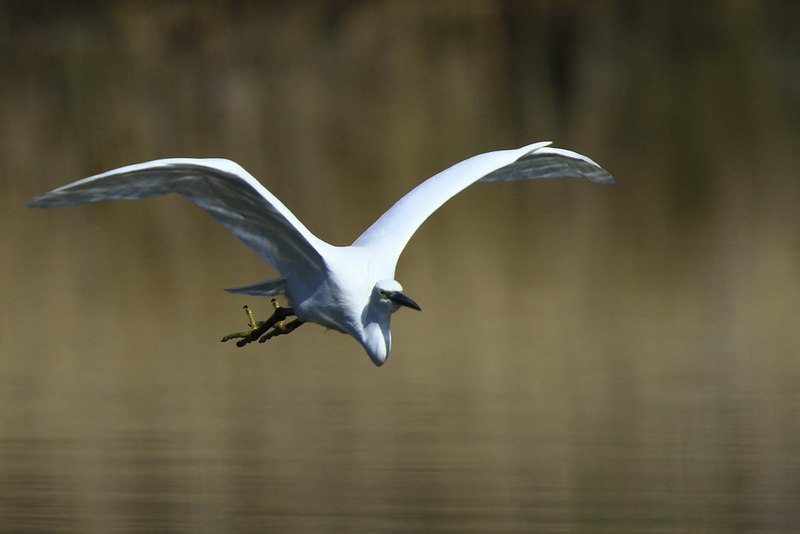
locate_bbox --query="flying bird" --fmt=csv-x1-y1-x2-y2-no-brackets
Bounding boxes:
28,142,612,366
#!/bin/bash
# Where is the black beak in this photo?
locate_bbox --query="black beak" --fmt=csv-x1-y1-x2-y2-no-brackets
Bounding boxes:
387,291,421,311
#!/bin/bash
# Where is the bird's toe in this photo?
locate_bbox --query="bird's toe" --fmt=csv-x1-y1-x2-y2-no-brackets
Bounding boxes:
222,303,303,347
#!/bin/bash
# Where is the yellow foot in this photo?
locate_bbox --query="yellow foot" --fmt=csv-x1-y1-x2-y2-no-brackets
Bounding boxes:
221,300,305,348
221,305,266,346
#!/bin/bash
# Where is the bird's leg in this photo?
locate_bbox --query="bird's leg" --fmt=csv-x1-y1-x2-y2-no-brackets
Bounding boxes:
221,300,303,347
256,299,304,341
259,318,304,342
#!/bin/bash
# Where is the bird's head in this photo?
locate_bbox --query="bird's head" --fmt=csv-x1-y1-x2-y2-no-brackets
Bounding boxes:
359,279,421,366
373,279,421,314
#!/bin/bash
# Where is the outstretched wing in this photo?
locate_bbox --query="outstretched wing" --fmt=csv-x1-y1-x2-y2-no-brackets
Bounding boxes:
27,158,328,277
352,142,613,275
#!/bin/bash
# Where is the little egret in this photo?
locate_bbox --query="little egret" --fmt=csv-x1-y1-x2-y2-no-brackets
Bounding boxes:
28,142,612,366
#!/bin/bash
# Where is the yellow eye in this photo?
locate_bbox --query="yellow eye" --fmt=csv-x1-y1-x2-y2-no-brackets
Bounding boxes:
378,289,387,298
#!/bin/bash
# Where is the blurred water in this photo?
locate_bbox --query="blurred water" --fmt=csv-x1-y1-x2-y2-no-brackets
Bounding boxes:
2,2,800,532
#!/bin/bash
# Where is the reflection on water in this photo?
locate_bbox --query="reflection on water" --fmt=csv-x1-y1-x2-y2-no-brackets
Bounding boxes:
3,2,800,532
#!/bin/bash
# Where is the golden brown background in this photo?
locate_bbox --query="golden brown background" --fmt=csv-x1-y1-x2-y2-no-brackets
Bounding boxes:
2,1,800,532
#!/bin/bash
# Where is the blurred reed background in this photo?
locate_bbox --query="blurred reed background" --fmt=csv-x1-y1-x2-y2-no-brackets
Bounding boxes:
2,1,800,532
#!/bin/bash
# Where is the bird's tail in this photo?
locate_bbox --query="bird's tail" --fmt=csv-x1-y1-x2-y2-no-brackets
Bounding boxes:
224,275,288,296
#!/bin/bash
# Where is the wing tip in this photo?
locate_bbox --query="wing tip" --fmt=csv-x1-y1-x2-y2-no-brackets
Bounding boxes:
26,195,51,208
591,171,615,186
27,191,82,208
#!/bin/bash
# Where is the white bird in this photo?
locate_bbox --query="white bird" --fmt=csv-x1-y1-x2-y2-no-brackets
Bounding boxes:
28,142,612,366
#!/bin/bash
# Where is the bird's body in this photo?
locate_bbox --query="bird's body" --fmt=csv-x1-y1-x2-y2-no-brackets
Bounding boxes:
28,142,612,365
